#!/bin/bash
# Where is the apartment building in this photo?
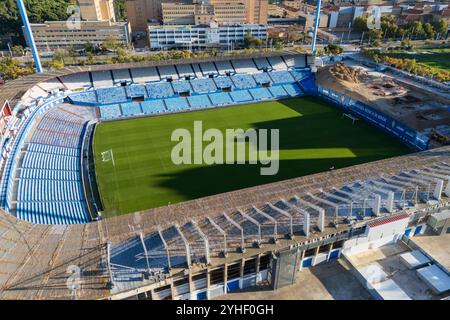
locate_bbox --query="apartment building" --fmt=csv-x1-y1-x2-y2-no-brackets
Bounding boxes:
161,1,247,25
148,21,267,49
127,0,268,33
78,0,116,22
27,20,131,52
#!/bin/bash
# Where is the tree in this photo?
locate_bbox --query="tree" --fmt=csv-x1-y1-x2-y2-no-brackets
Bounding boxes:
114,0,127,21
401,38,412,49
0,57,34,79
11,45,24,56
368,28,383,46
434,20,448,38
405,59,417,73
381,16,398,39
0,0,73,45
102,37,122,52
244,31,263,48
424,23,435,40
324,44,343,55
84,42,95,55
353,16,369,32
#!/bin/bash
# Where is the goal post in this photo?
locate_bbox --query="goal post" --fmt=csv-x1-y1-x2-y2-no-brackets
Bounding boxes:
342,113,359,125
101,149,115,167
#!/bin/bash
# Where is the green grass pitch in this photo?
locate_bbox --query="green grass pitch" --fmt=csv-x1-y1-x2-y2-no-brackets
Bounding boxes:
386,48,450,72
93,97,411,218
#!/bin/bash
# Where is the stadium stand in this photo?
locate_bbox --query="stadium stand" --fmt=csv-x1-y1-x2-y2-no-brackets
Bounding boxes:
68,90,98,105
1,54,450,301
158,65,179,80
209,92,233,105
214,76,234,89
253,72,272,84
230,90,253,103
121,102,143,117
126,84,147,98
268,85,289,98
15,107,90,224
92,70,114,88
199,62,218,77
267,56,288,71
176,64,195,79
283,83,304,96
215,61,235,75
99,104,122,119
285,55,307,69
96,87,128,104
191,64,204,79
165,97,190,112
249,87,273,101
269,71,295,84
112,69,132,85
146,82,174,99
60,72,92,90
130,67,160,83
187,95,211,109
172,81,192,94
231,74,257,89
27,87,48,101
291,70,309,82
231,59,258,74
39,78,65,93
190,78,217,93
253,58,272,71
140,100,167,114
283,56,296,69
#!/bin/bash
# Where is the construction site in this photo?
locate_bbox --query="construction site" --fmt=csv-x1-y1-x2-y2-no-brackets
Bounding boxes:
316,60,450,148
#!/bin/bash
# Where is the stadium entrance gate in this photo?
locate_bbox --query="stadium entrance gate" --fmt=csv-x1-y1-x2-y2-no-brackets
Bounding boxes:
271,247,301,290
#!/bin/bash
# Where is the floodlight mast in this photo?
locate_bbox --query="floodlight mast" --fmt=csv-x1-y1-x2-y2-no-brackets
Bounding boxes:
311,0,322,54
17,0,43,73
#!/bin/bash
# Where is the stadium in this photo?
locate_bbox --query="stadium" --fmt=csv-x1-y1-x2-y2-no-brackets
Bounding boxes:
0,51,449,300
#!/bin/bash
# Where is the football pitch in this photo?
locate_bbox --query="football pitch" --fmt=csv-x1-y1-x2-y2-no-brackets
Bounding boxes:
93,97,411,217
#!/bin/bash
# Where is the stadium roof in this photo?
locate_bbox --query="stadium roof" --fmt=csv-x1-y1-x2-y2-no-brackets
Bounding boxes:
0,145,448,299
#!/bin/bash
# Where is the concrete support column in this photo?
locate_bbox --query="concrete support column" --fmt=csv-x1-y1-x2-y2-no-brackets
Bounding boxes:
303,212,310,237
433,179,444,201
386,191,394,213
239,258,245,289
372,194,381,216
223,263,228,294
317,209,325,232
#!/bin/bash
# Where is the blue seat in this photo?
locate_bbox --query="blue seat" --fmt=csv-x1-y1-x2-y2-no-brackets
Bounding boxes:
96,87,128,104
253,73,272,84
269,86,288,98
126,85,147,98
121,102,142,117
249,88,272,101
190,79,217,93
230,90,253,103
283,83,304,96
187,95,211,109
209,92,232,106
172,81,191,94
164,97,190,112
269,71,295,84
141,100,166,114
214,77,234,89
146,82,174,98
100,104,122,119
231,74,257,89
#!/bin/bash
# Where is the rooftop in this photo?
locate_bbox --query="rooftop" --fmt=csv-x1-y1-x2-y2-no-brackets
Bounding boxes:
409,234,450,273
